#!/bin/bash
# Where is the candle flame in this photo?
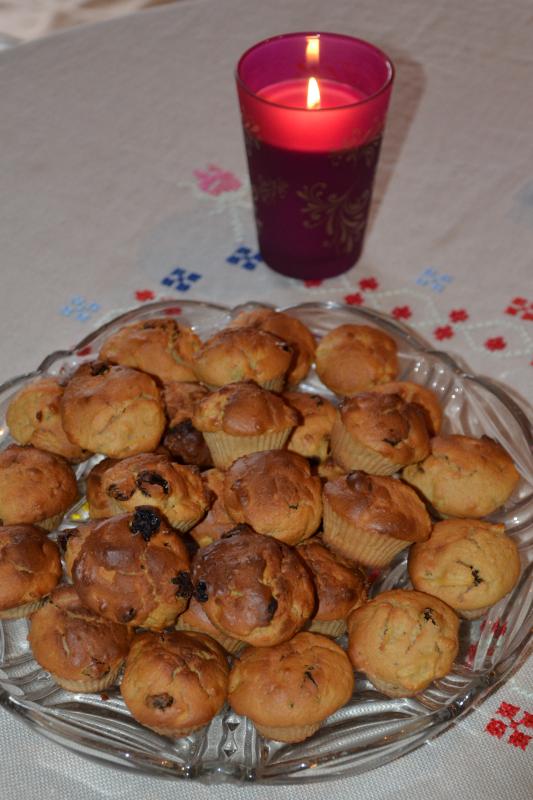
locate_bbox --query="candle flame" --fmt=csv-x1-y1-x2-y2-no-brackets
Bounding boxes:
306,36,320,66
307,77,321,109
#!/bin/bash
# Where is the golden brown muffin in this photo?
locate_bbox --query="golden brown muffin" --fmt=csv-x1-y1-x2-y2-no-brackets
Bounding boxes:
162,381,212,467
176,596,245,654
192,381,298,468
229,307,316,386
28,585,133,692
85,458,118,519
283,391,338,463
192,327,292,391
99,318,201,383
408,519,521,619
228,632,354,742
70,508,192,630
0,445,78,530
297,539,367,637
121,630,229,736
86,453,209,532
6,377,89,462
331,392,430,475
322,471,432,568
191,525,315,647
347,589,459,697
189,468,235,548
223,450,322,545
0,525,62,618
402,434,521,518
315,324,398,396
372,381,443,436
61,362,166,459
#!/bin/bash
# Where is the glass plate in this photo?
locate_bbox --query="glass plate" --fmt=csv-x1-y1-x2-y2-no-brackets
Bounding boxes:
0,299,531,785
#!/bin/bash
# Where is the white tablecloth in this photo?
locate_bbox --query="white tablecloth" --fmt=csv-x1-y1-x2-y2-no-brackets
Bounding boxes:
0,0,531,797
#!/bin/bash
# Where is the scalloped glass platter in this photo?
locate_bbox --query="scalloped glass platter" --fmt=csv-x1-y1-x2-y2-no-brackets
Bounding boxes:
0,300,531,785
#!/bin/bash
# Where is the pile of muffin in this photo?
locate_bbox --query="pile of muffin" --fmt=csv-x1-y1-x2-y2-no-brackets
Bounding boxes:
0,308,522,744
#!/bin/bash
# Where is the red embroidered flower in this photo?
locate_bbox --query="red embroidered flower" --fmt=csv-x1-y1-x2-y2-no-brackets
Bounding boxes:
359,277,378,291
508,730,531,750
486,719,507,739
505,305,519,316
512,297,527,307
163,307,182,316
522,311,533,321
135,290,155,302
392,305,412,320
434,325,454,340
344,292,363,306
304,279,323,288
497,702,520,720
76,345,92,357
485,336,507,351
517,712,533,729
449,308,468,323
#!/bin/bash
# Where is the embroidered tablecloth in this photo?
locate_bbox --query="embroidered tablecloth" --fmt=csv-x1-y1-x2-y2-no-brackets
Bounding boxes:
0,0,531,797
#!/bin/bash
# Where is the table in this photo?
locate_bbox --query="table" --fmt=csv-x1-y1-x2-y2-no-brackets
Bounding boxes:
0,0,532,797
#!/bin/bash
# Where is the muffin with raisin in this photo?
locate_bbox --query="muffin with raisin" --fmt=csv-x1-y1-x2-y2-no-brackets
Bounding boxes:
162,381,212,467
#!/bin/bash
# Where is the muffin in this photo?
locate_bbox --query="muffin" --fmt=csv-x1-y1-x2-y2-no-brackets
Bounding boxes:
223,450,322,545
28,585,133,692
189,468,235,548
192,381,298,469
86,453,209,532
229,307,316,386
347,589,459,697
330,392,430,475
322,471,432,568
0,525,62,618
297,539,367,637
283,391,338,463
228,632,354,742
6,377,89,462
121,630,229,737
372,381,443,436
85,457,118,519
99,318,201,383
402,434,520,518
191,525,316,646
69,507,192,630
315,324,398,396
192,327,292,391
408,519,521,619
176,596,245,654
0,445,78,530
162,381,212,467
61,362,166,458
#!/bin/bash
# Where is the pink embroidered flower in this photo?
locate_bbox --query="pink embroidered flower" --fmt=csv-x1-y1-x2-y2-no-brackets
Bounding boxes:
304,279,323,288
344,292,363,306
486,719,507,739
449,308,468,323
392,305,412,320
135,290,155,302
194,165,242,196
485,336,507,351
434,325,454,341
359,277,379,291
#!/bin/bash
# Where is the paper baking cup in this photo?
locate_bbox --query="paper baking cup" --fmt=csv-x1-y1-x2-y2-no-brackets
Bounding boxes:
0,597,47,619
176,616,245,655
323,502,409,568
203,429,292,468
51,662,123,693
330,420,399,475
255,721,321,743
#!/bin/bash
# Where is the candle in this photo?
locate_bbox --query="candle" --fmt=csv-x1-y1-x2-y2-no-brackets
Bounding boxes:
236,33,394,280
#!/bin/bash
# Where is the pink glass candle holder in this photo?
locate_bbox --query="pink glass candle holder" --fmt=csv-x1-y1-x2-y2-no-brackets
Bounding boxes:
236,32,394,280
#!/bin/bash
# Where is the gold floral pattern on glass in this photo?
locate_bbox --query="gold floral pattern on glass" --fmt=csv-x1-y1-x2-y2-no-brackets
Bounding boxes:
297,184,371,254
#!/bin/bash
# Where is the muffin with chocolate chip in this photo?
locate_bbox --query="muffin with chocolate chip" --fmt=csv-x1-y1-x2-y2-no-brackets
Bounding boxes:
69,507,191,630
87,452,209,532
121,630,229,737
0,524,62,618
283,391,338,464
6,377,89,461
331,392,430,475
61,362,166,458
162,381,212,467
297,539,367,637
223,450,322,545
192,381,298,468
0,445,78,530
189,468,235,548
347,589,459,697
408,519,521,619
192,327,292,391
28,585,133,692
315,324,398,396
191,525,315,647
99,318,201,383
176,596,245,655
229,307,316,386
402,434,520,518
228,632,354,742
322,471,432,568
